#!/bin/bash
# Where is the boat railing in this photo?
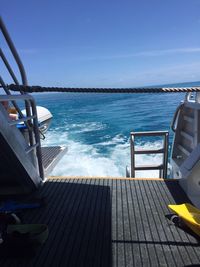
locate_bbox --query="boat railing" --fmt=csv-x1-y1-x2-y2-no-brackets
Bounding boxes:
129,131,169,178
0,17,44,179
0,17,35,146
0,16,27,86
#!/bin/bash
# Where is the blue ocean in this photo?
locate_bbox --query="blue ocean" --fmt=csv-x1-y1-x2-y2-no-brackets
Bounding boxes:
34,81,200,177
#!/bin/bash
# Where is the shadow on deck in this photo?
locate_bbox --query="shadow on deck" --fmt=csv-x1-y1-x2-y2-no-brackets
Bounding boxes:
0,179,111,267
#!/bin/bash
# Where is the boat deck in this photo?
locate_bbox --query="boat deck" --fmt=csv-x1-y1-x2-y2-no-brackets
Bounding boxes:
0,177,200,267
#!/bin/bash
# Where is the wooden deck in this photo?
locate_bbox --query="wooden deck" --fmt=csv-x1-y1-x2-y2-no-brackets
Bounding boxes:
0,178,200,266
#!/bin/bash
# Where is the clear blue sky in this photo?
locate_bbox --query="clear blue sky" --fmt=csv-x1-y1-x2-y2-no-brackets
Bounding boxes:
1,0,200,87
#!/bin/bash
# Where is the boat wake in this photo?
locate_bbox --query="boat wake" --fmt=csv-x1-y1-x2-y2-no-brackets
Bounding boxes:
42,131,163,178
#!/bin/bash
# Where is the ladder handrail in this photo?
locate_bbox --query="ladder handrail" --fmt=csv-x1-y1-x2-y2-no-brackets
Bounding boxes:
0,17,34,147
0,17,44,180
171,102,184,132
0,16,28,86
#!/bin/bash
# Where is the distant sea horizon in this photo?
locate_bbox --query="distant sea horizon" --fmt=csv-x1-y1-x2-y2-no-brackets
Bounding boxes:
33,80,200,177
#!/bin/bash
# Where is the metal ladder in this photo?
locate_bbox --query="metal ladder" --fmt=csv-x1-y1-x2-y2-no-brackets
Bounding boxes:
130,131,169,178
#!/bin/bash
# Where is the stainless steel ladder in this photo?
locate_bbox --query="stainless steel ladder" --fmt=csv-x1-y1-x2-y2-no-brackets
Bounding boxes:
130,131,169,178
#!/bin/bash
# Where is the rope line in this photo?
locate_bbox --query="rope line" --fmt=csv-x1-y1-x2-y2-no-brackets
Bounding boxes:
8,84,200,94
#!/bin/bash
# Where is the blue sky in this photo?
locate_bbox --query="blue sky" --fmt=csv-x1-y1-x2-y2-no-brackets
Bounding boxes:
1,0,200,87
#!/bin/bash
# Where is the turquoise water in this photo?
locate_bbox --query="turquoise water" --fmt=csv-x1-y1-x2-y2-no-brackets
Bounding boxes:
34,81,200,177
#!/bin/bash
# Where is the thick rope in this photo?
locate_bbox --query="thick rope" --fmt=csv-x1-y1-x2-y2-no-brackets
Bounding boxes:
8,84,200,94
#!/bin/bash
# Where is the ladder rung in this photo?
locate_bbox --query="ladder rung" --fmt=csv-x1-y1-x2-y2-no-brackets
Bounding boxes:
131,131,168,137
135,164,164,170
9,115,36,126
180,131,193,142
135,148,164,154
178,144,191,156
25,143,39,154
183,115,194,123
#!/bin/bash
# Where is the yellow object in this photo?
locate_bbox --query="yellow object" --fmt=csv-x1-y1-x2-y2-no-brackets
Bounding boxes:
8,107,17,114
168,203,200,236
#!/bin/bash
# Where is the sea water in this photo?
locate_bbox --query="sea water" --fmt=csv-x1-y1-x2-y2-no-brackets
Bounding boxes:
33,82,200,177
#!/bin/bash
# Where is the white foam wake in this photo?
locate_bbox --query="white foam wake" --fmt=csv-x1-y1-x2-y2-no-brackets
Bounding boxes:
41,131,163,178
69,122,106,133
